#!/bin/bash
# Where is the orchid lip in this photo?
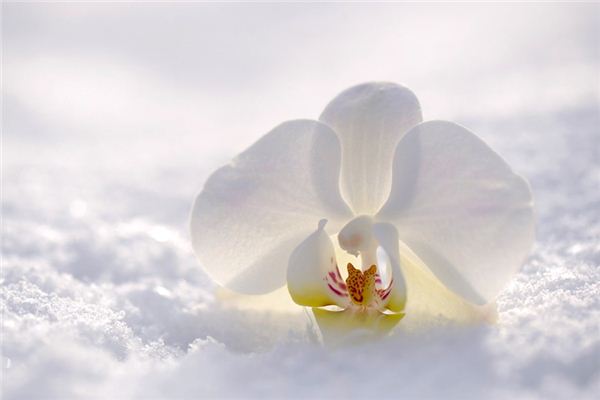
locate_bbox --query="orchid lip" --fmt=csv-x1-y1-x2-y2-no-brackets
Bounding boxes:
286,217,405,314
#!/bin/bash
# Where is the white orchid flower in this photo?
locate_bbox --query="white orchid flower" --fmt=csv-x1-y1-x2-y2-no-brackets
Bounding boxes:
190,82,534,331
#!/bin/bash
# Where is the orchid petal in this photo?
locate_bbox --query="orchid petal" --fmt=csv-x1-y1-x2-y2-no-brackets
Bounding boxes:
319,82,422,215
287,220,350,308
215,286,301,314
191,120,352,294
377,121,535,304
372,223,407,313
312,308,404,346
397,241,498,326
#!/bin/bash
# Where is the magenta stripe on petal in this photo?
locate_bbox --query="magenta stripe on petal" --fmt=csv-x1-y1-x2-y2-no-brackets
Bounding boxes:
328,283,347,297
329,271,337,282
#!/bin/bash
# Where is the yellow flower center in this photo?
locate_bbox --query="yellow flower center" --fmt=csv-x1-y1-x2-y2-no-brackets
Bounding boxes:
345,263,378,306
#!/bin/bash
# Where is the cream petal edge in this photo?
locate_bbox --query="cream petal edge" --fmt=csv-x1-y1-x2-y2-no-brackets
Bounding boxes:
286,221,350,309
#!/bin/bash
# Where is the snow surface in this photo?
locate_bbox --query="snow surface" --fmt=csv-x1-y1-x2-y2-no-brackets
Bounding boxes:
2,3,599,399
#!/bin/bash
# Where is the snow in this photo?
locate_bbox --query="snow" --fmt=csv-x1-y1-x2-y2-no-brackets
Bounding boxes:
2,3,599,399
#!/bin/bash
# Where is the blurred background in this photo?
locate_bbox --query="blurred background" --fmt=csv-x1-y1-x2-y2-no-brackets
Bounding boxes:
2,2,599,399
